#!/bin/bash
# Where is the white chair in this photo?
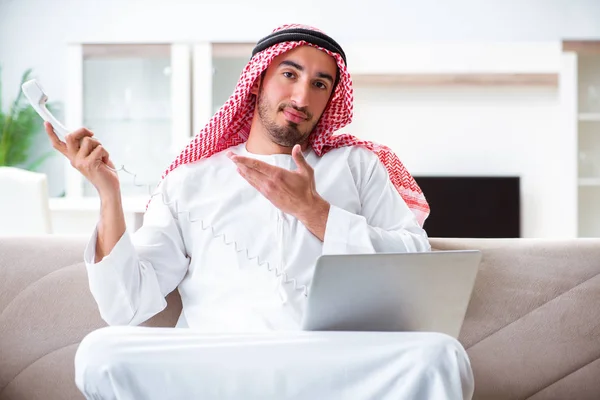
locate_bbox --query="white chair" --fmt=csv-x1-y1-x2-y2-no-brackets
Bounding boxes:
0,166,52,235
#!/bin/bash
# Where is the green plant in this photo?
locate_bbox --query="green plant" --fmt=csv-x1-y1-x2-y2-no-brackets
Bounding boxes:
0,67,54,170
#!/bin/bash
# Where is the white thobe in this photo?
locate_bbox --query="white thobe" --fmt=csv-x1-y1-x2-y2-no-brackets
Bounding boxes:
76,143,474,399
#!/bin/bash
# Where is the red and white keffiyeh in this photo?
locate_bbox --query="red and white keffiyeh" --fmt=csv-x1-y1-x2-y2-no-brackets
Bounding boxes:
156,24,430,226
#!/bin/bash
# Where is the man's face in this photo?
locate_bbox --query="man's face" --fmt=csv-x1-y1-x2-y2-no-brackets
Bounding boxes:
254,46,338,147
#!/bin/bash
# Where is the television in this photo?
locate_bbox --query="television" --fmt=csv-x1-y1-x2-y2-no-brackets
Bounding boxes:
412,176,521,238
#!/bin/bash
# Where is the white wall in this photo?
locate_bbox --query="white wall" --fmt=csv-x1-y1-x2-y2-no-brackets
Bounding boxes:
2,0,600,108
1,0,597,237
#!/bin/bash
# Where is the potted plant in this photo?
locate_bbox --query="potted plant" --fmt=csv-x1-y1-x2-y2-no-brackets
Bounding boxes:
0,67,54,170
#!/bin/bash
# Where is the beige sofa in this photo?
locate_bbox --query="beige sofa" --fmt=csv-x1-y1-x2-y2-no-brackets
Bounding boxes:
1,235,600,400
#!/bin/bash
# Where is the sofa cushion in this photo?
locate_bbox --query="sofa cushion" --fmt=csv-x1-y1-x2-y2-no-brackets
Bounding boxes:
431,238,600,399
0,236,181,399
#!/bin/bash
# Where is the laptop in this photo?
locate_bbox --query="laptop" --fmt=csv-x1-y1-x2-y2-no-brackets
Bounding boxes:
300,250,482,338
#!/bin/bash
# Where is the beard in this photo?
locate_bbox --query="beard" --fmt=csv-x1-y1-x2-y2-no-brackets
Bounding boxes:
256,88,317,148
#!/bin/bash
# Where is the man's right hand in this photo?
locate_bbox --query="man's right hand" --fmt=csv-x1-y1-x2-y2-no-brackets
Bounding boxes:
44,122,121,198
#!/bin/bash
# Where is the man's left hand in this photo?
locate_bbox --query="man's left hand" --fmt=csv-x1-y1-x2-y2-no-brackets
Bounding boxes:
227,145,330,240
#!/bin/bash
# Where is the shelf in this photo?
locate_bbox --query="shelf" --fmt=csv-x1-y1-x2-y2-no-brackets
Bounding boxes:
578,178,600,186
351,73,559,87
578,113,600,122
563,40,600,56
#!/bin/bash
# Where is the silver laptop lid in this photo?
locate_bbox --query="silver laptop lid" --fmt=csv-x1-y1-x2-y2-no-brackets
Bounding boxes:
301,250,481,338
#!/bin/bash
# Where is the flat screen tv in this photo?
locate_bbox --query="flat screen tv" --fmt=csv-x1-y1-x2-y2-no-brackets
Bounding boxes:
412,176,520,238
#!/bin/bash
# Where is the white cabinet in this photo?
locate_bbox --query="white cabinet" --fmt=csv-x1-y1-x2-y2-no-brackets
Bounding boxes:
52,42,253,233
577,53,600,237
563,41,600,237
52,40,579,238
64,43,192,202
62,42,253,199
50,43,193,233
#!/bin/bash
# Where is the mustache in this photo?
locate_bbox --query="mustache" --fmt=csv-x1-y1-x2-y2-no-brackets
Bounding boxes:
278,103,312,120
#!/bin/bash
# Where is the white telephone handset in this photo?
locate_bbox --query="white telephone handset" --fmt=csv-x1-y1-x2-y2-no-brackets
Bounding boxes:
21,79,70,139
22,79,128,177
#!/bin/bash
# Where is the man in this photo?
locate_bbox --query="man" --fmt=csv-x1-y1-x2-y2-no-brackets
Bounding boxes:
47,24,474,399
